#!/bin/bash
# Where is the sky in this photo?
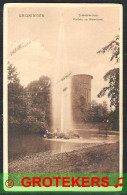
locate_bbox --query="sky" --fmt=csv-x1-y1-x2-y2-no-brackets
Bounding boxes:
7,5,121,106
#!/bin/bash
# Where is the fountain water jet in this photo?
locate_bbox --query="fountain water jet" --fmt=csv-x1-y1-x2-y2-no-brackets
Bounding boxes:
52,14,73,133
52,15,93,134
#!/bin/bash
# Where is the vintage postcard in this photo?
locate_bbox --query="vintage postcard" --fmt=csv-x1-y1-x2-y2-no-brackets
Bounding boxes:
3,3,123,192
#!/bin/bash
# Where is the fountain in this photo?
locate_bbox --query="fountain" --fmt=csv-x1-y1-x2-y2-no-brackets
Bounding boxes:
52,15,73,133
52,14,93,134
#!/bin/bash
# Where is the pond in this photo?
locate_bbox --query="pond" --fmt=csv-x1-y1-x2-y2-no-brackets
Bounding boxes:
8,129,119,161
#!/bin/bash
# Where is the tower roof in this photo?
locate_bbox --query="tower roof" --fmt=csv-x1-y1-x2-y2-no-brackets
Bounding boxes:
72,74,93,79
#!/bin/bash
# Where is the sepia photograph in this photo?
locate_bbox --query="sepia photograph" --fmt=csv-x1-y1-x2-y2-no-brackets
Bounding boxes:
4,3,123,174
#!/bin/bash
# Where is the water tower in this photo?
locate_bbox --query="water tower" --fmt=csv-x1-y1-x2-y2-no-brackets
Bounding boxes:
71,74,93,123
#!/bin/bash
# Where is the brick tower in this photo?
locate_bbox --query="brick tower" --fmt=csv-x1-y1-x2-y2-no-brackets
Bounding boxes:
71,74,93,123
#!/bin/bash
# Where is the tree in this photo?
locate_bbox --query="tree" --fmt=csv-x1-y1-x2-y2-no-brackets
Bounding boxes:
8,61,20,84
97,35,120,64
8,62,27,130
97,35,120,130
87,100,109,122
8,62,52,134
25,76,52,133
98,68,119,111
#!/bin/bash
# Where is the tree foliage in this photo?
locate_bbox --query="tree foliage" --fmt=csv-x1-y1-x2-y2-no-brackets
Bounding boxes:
97,35,120,64
73,95,109,123
98,68,119,110
97,35,120,130
8,61,20,84
8,62,27,129
88,100,109,122
8,62,51,134
25,76,51,132
85,100,109,123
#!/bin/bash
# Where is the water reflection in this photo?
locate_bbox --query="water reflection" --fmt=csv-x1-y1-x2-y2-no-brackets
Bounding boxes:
8,130,119,161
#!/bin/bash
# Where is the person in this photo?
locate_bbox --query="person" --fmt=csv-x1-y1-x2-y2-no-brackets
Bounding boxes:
105,119,110,137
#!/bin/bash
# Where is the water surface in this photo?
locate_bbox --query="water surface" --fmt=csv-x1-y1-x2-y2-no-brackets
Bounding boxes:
9,129,119,161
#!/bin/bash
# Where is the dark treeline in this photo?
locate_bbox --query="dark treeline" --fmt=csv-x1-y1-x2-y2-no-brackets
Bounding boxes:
8,62,52,135
73,97,119,131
